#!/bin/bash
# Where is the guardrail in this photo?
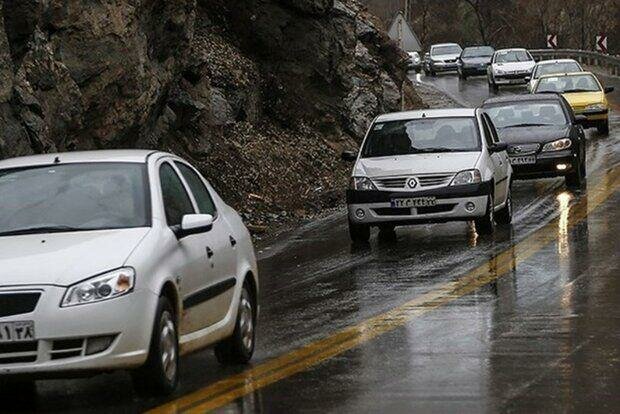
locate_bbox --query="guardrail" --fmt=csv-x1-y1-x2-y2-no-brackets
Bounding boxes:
530,49,620,76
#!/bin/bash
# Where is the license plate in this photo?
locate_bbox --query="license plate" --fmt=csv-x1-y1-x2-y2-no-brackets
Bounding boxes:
0,321,35,343
509,156,536,165
391,197,437,208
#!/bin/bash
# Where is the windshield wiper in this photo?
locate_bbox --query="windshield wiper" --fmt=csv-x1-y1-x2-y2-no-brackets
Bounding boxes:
506,123,549,128
563,88,595,93
0,225,86,237
410,147,456,153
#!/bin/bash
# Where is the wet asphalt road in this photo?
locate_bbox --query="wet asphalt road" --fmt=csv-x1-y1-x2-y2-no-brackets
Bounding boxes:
4,73,620,414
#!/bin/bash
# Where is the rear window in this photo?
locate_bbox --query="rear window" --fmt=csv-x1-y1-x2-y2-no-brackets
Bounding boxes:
485,102,568,128
362,117,480,158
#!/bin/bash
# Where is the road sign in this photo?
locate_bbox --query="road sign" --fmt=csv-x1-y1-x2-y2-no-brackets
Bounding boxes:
596,34,608,54
547,34,558,49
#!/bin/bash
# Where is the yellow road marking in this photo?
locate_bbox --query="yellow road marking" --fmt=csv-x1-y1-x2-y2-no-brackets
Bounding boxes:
150,166,620,414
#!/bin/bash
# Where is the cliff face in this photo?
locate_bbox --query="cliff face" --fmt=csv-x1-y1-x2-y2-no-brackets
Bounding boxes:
0,0,422,229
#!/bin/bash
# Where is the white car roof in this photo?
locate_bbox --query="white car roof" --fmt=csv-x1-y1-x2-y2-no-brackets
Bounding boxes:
0,149,164,169
535,59,579,65
495,48,528,53
431,43,460,48
375,108,477,123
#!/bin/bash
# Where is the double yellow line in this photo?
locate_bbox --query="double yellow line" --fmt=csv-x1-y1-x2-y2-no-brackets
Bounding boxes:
150,166,619,414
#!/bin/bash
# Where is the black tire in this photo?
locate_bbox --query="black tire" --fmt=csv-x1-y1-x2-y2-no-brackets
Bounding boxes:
495,188,513,225
348,219,370,243
597,120,609,135
475,195,496,235
566,159,585,189
430,70,437,77
131,296,179,397
491,82,499,93
215,285,256,365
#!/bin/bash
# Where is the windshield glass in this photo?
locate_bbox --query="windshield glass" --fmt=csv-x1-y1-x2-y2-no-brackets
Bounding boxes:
0,163,150,236
535,74,601,93
485,102,568,128
462,46,494,58
533,62,581,78
495,50,532,63
362,117,480,158
432,45,461,55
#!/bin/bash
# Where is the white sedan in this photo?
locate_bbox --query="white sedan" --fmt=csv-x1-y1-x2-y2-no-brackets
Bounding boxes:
0,150,258,395
527,59,583,92
487,48,536,92
342,108,513,242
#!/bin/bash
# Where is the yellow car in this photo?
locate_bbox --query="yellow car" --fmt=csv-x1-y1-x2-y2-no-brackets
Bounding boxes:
533,72,614,134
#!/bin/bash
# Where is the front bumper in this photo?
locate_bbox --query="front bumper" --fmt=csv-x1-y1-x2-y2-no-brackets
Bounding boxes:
510,150,578,179
347,182,492,225
461,66,488,76
493,72,530,85
0,286,157,377
574,108,609,128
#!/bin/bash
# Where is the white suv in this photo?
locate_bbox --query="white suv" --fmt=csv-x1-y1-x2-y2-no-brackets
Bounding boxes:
342,109,513,242
0,150,258,395
488,48,535,92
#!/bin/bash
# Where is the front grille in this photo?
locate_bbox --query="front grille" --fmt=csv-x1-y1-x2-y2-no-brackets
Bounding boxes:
497,73,527,80
0,292,41,317
0,341,38,364
417,174,453,187
508,143,540,155
374,177,408,189
51,338,86,360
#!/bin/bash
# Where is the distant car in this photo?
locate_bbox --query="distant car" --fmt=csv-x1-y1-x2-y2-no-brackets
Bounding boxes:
426,43,463,76
407,51,422,72
422,52,431,74
0,150,259,396
482,94,587,188
527,59,583,92
533,72,614,134
457,46,495,79
341,108,512,241
487,48,536,92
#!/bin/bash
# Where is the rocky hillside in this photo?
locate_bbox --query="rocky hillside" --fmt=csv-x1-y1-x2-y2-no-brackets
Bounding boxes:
0,0,423,232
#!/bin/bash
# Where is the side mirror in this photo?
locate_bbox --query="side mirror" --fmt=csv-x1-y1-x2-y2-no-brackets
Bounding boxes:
489,142,508,153
174,214,213,239
341,150,358,162
574,114,588,124
604,86,615,94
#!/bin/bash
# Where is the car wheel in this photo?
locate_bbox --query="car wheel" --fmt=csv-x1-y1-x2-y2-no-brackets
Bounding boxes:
348,219,370,243
431,70,437,77
597,120,609,135
132,296,179,396
566,159,585,189
475,195,496,235
495,188,512,225
215,285,256,365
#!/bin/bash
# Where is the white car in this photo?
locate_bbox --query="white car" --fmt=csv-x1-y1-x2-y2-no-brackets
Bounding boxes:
0,150,258,395
341,109,513,242
488,48,536,92
527,59,583,92
426,43,463,76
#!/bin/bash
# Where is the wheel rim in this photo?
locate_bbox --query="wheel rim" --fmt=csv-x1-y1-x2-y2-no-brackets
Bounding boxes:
159,311,177,382
239,293,254,351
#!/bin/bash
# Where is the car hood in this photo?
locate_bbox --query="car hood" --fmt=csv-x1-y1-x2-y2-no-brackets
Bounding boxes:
462,57,491,65
355,152,481,177
493,61,534,72
497,125,571,145
0,228,150,287
562,91,606,108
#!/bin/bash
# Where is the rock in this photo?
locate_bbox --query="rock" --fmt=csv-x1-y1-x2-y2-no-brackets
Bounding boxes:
209,88,235,125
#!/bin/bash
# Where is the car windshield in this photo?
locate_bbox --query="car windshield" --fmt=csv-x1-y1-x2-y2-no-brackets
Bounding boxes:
432,45,461,55
533,62,581,78
485,102,568,128
0,163,149,236
462,46,494,58
495,50,532,63
362,117,480,158
535,74,601,93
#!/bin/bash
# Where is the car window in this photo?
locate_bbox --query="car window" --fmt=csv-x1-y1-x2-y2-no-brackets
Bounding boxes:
362,117,480,158
495,50,532,63
535,74,601,93
533,62,581,79
480,116,495,147
484,115,500,143
462,46,494,58
485,102,568,128
432,45,462,55
175,162,217,217
159,163,195,226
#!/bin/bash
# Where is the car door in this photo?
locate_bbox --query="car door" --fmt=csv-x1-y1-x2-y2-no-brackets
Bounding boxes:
174,161,237,330
481,115,508,207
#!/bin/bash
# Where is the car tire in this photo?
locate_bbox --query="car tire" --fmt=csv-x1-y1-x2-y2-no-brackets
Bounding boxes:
131,296,179,397
215,285,256,365
597,120,609,135
430,70,437,77
495,188,513,225
348,219,370,243
566,159,585,189
475,195,496,235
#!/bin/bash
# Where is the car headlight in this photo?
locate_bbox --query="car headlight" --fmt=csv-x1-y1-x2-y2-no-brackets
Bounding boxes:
586,103,607,111
61,268,136,307
495,69,504,75
450,169,482,186
542,138,572,152
350,177,377,191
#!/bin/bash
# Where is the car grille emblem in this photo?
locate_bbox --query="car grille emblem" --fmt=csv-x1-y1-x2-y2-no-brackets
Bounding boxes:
407,178,418,189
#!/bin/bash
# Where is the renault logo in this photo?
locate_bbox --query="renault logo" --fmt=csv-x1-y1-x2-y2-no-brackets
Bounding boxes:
407,178,418,189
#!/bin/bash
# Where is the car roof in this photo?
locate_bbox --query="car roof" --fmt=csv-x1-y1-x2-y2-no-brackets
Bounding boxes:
537,71,594,79
375,108,477,122
481,93,563,106
431,43,460,48
535,59,579,65
0,149,165,169
494,48,528,53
